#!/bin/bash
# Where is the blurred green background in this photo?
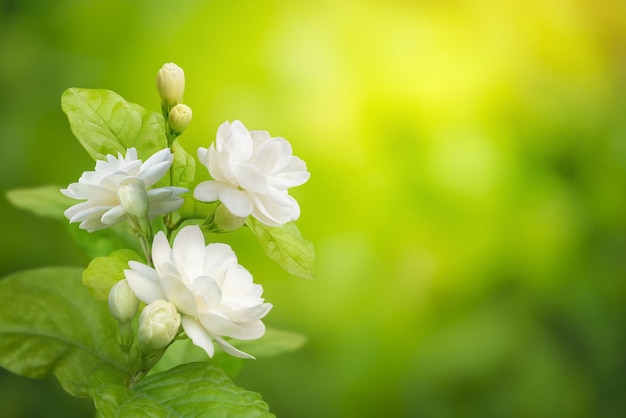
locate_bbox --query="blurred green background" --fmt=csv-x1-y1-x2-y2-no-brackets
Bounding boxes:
2,0,626,417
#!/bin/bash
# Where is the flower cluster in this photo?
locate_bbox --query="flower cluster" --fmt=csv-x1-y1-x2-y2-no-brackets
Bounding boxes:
60,62,310,364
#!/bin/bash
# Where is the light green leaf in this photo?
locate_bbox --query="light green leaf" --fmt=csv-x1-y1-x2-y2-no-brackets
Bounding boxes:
61,88,166,163
246,218,316,279
0,267,128,397
178,197,217,221
150,338,244,379
6,185,74,220
231,327,307,358
152,328,306,379
91,363,274,417
83,249,143,301
171,138,196,189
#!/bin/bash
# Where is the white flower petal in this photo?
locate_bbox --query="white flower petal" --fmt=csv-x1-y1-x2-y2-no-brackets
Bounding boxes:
250,140,282,174
269,156,310,189
191,276,222,309
198,310,242,336
182,316,215,358
151,231,172,276
222,120,253,160
161,274,198,316
172,225,206,280
125,262,166,304
249,190,300,226
213,334,255,359
219,187,253,218
193,180,225,203
230,319,267,340
233,164,269,194
100,205,127,225
138,149,174,186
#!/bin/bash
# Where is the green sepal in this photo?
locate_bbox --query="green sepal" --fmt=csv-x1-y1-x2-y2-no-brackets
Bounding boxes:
0,267,128,397
82,249,144,301
246,218,316,279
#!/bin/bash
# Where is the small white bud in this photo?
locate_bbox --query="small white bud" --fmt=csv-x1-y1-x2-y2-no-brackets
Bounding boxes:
156,62,185,106
168,104,192,134
118,177,149,219
138,300,181,354
108,280,139,323
213,203,246,231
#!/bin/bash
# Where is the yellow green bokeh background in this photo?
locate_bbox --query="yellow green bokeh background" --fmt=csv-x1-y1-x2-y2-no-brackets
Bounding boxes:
2,0,626,417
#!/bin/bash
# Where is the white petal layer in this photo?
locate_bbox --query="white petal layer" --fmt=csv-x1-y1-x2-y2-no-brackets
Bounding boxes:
124,225,271,360
193,120,309,226
62,147,177,232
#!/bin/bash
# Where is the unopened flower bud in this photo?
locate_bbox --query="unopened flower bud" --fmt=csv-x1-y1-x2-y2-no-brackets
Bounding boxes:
138,300,181,354
156,63,185,106
213,203,246,231
118,177,149,219
168,104,192,134
108,279,139,323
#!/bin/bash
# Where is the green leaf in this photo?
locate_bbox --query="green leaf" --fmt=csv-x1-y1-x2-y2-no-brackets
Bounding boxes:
6,185,142,259
152,328,306,379
246,218,316,279
150,338,245,379
83,249,143,301
61,88,166,162
68,223,142,260
0,267,127,397
6,185,74,220
231,327,307,358
91,363,274,417
178,197,217,221
171,138,196,189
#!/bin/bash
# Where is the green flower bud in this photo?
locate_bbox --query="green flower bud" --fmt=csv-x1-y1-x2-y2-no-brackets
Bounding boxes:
156,62,185,106
138,300,181,354
108,279,139,323
118,177,149,219
213,203,246,232
168,104,192,134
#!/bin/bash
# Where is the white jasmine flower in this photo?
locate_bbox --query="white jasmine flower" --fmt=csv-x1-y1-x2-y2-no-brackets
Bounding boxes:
61,148,187,232
194,120,310,226
124,225,272,359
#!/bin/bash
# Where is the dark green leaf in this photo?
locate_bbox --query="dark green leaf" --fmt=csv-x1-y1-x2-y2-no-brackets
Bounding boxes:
91,363,274,417
0,267,128,397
